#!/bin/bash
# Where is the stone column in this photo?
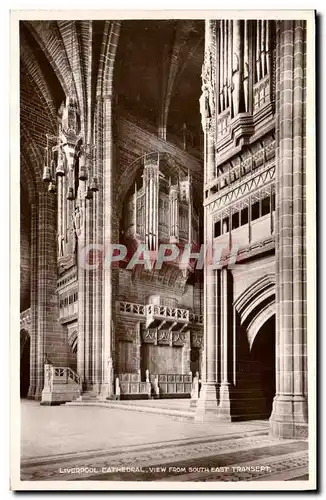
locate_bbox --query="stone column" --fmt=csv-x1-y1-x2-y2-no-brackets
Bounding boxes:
100,95,114,399
196,19,220,420
93,99,103,395
34,192,51,399
27,203,38,398
218,267,231,420
77,200,86,388
269,21,308,439
34,190,69,399
195,210,219,421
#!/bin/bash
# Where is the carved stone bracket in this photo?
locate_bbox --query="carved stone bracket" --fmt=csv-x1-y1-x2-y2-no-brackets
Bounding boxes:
142,328,187,347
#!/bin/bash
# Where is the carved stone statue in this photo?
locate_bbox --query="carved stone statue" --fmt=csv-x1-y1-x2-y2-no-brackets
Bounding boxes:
66,226,77,256
191,371,200,400
73,206,83,238
44,363,53,392
57,232,64,257
153,376,160,398
115,377,120,400
108,358,114,386
145,369,150,383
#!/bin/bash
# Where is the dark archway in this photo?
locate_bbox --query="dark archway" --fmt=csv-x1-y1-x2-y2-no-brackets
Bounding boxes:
190,347,200,377
233,313,275,421
249,315,276,419
20,330,30,398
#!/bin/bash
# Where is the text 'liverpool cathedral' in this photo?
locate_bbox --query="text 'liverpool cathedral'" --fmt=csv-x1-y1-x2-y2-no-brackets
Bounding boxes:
20,19,308,439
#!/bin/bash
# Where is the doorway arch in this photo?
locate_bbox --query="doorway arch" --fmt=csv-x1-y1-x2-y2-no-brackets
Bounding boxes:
20,329,30,398
249,314,276,418
233,274,276,420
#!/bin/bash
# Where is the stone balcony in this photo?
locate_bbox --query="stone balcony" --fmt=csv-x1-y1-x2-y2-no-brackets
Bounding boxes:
117,301,203,330
145,304,189,330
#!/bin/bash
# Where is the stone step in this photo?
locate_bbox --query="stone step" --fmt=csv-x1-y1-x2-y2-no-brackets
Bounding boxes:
66,399,196,419
74,392,100,402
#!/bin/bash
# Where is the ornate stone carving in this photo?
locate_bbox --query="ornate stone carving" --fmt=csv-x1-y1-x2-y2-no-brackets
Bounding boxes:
57,232,65,258
73,206,83,238
61,96,81,144
200,42,216,139
172,331,186,346
44,364,53,392
157,330,171,345
142,328,157,344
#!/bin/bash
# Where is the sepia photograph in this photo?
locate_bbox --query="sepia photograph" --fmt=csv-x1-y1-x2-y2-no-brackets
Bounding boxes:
10,9,316,490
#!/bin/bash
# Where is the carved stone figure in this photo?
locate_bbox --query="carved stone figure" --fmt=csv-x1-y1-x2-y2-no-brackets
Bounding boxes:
66,226,77,256
57,233,64,257
115,377,120,400
191,372,199,400
145,369,150,383
153,376,160,398
108,357,114,386
44,364,53,391
73,206,83,236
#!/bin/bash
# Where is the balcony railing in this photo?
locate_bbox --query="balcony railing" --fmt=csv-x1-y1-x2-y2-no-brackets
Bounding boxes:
52,366,80,385
145,304,189,323
189,313,204,325
119,301,146,316
117,300,203,326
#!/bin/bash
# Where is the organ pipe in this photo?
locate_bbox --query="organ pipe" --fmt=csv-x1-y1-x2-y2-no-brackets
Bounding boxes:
223,20,228,108
266,20,271,76
256,20,261,82
244,20,249,112
216,22,220,115
261,20,266,78
228,20,233,113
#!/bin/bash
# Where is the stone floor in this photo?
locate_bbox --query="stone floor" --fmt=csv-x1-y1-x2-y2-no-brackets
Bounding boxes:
21,400,309,483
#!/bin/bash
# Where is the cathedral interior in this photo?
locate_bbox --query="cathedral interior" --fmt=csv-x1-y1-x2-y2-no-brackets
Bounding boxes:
19,18,308,442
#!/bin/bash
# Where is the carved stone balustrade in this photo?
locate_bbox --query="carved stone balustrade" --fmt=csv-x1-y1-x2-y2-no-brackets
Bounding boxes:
117,300,203,328
145,304,189,330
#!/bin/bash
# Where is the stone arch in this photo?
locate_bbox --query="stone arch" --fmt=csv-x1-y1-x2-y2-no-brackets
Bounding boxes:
23,21,72,98
248,314,276,419
232,274,276,420
68,329,78,354
22,20,88,135
20,33,58,131
96,21,121,98
20,123,43,189
116,152,189,219
246,302,276,351
233,273,275,351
